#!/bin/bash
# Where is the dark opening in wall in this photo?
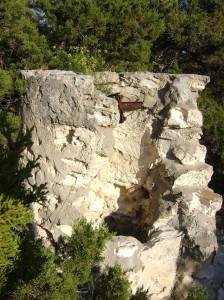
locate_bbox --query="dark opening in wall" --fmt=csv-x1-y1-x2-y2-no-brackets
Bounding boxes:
104,186,150,243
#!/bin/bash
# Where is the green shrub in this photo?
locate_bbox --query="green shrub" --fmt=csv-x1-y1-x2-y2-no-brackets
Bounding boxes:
58,218,113,285
93,264,131,300
0,71,13,101
0,110,47,290
0,111,47,206
171,285,209,300
49,47,105,74
187,287,209,300
3,219,114,300
0,194,32,290
7,237,64,300
130,286,149,300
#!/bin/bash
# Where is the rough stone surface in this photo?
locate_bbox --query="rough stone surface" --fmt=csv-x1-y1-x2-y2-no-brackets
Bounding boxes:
21,70,222,299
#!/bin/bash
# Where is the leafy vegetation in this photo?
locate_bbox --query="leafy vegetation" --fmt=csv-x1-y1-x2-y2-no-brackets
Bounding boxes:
0,109,47,292
0,111,47,206
30,0,166,72
0,195,32,290
187,287,209,300
93,264,130,300
9,220,111,300
0,0,51,105
172,285,209,300
57,219,113,286
49,47,105,74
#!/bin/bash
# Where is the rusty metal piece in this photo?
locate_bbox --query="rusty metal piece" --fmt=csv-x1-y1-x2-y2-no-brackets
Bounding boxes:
108,92,144,123
119,102,143,111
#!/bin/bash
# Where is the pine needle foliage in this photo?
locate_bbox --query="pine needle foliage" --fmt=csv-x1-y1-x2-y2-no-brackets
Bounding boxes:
0,71,13,101
0,194,32,290
93,264,130,300
129,287,149,300
58,219,114,285
0,111,46,290
3,220,114,300
171,285,209,300
0,0,50,71
187,287,209,300
0,111,47,206
6,237,64,300
30,0,166,72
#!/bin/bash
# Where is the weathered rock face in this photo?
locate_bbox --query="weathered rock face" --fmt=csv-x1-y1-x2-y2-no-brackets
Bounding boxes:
21,70,222,299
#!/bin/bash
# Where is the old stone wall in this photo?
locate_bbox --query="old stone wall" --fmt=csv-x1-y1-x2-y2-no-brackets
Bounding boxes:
21,70,222,299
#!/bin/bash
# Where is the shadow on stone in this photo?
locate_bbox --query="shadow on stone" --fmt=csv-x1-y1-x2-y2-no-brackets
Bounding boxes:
104,129,161,243
104,185,150,242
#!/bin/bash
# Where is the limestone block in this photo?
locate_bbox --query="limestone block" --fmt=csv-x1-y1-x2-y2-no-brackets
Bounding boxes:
94,71,120,84
190,77,210,92
102,236,143,271
120,72,167,90
142,89,158,108
187,108,203,127
173,164,213,188
85,96,119,126
159,127,202,141
57,225,73,237
165,107,187,128
172,143,206,165
189,190,221,216
126,231,182,298
165,107,203,129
